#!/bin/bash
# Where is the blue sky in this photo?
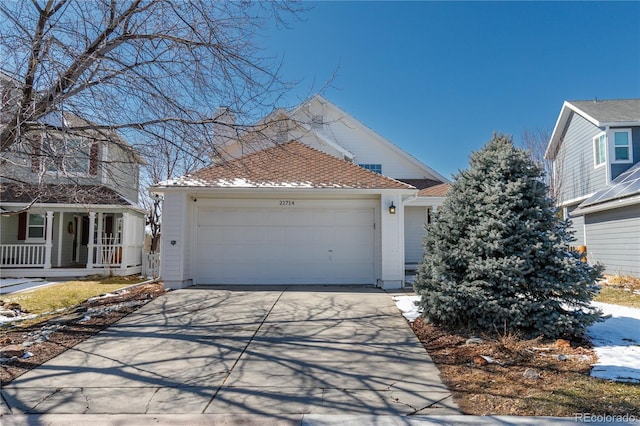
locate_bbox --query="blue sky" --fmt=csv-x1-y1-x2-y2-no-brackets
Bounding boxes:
265,1,640,179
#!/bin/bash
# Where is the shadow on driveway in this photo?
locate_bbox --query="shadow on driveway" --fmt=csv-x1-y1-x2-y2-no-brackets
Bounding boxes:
1,286,458,416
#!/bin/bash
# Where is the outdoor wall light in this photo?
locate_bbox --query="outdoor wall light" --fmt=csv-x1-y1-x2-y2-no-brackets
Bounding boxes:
389,202,396,215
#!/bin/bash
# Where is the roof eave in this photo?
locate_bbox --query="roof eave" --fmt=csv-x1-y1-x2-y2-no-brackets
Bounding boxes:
149,186,416,195
572,194,640,216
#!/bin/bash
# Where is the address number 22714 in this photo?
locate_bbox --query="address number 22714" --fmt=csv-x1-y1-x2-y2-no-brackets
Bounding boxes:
279,200,295,206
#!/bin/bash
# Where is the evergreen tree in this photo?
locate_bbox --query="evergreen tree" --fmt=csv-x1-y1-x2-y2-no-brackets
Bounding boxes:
415,133,603,340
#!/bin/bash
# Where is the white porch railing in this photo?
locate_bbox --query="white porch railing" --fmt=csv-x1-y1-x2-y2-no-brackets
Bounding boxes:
142,253,160,278
0,244,46,267
93,243,124,268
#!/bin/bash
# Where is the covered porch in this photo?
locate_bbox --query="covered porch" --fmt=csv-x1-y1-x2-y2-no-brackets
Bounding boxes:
1,206,145,278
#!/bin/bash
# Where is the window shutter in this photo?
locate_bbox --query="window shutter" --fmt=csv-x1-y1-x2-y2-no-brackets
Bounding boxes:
31,136,42,173
81,216,90,246
17,212,27,240
89,142,99,175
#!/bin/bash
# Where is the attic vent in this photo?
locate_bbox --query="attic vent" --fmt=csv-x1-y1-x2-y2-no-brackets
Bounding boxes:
311,115,323,129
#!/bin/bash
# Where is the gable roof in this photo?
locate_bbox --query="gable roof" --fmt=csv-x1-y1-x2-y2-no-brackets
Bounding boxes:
298,95,450,183
546,99,640,159
155,140,415,191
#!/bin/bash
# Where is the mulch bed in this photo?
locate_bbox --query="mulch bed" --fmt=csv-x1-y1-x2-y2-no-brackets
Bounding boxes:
0,282,166,386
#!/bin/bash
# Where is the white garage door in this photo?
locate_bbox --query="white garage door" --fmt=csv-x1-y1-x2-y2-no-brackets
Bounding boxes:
194,203,376,285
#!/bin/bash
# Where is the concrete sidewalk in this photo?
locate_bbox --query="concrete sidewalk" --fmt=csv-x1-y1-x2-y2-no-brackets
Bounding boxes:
0,413,615,426
1,286,458,416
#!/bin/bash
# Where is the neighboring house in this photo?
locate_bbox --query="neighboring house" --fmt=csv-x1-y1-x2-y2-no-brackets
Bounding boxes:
151,95,450,289
546,99,640,277
0,72,146,278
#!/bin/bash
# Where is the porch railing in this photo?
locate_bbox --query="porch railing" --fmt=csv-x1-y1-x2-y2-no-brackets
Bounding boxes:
142,253,160,278
93,243,124,268
0,244,46,267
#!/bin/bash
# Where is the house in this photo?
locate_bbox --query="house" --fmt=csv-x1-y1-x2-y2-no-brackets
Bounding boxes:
0,72,146,278
546,99,640,277
150,95,450,289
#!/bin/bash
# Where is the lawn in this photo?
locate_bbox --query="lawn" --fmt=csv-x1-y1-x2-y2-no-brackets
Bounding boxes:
594,275,640,309
1,275,147,317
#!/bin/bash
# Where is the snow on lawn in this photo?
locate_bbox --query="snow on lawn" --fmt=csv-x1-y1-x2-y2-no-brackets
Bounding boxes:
392,295,640,383
589,302,640,383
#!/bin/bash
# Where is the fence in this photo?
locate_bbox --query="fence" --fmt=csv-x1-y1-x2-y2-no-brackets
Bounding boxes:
142,253,160,278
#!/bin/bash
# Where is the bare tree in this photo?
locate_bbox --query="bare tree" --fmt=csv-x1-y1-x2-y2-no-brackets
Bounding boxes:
520,128,563,200
0,0,306,175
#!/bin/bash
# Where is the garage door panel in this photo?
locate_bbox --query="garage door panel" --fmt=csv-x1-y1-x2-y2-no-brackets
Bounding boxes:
195,204,375,285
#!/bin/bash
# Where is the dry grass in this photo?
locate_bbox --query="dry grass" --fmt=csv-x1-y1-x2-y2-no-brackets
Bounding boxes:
1,275,147,316
595,275,640,308
412,318,640,416
603,274,640,291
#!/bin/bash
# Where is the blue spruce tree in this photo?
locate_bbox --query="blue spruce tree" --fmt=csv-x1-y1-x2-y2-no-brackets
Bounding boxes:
415,133,603,340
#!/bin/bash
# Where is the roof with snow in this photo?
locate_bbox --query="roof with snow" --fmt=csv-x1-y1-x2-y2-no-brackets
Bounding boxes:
155,141,415,191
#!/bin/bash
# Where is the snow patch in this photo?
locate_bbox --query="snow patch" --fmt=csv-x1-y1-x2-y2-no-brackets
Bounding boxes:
391,296,640,384
588,302,640,383
392,295,421,322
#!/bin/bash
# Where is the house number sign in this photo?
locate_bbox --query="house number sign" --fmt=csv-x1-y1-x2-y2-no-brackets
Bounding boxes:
279,200,295,206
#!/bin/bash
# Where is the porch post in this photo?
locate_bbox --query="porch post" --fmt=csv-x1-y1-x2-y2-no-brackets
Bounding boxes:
87,212,96,269
57,211,64,267
44,210,54,269
120,212,129,270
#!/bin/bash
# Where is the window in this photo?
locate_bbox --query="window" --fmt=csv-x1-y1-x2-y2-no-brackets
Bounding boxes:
42,137,94,174
593,133,606,167
359,163,382,174
612,129,632,163
27,214,45,241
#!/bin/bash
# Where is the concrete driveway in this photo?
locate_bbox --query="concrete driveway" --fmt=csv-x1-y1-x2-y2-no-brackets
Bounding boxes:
1,286,458,416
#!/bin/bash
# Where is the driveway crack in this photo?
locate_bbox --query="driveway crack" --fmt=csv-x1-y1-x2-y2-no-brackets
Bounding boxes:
33,387,62,411
406,394,453,415
201,287,288,414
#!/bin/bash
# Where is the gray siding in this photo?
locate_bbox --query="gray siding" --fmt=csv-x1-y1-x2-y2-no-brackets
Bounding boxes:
556,113,607,204
610,126,640,180
566,203,586,247
585,204,640,277
1,136,139,203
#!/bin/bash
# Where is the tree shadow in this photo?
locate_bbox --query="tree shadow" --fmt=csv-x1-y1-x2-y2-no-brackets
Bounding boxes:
1,286,457,417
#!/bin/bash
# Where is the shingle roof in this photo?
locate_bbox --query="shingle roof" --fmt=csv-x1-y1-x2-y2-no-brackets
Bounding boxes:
158,141,415,190
397,179,450,197
418,183,451,197
568,99,640,125
0,183,134,205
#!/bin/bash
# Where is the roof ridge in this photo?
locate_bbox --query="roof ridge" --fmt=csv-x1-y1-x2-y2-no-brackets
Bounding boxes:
165,140,417,190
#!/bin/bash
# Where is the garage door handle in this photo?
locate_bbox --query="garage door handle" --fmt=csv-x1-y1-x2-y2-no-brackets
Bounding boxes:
328,250,333,252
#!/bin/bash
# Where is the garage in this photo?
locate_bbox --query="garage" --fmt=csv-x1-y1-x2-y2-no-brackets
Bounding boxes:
194,201,376,285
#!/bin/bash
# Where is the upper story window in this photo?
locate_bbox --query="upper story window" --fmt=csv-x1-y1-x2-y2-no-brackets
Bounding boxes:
611,129,633,163
359,163,382,174
593,133,606,168
37,136,99,176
